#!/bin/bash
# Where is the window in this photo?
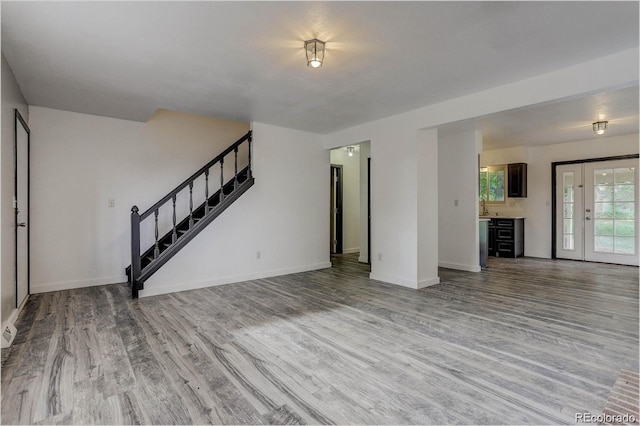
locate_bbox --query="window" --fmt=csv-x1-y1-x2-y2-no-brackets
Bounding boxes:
480,165,506,203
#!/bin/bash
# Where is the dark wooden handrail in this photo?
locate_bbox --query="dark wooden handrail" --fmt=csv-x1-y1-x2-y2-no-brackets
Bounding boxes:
129,130,253,298
140,131,251,220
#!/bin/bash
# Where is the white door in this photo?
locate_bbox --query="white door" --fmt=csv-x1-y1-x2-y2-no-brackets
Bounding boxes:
556,159,638,266
556,164,584,261
584,160,638,265
15,111,29,308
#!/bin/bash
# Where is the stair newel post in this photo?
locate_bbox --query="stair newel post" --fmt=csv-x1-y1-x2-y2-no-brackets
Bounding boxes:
247,134,253,179
234,146,239,190
205,169,210,214
130,206,141,299
188,181,194,228
171,195,177,243
154,209,160,259
220,157,225,202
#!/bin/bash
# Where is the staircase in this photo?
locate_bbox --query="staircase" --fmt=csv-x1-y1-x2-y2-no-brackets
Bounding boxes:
127,131,253,298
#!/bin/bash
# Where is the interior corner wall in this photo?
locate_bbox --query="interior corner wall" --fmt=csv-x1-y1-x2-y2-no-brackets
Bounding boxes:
417,129,440,287
1,53,29,325
330,148,360,254
143,122,330,296
437,130,481,272
366,114,421,288
28,106,251,293
359,141,371,263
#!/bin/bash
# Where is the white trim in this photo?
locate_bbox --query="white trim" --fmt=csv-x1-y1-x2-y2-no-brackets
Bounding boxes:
417,277,441,288
343,247,360,254
5,307,20,328
438,261,481,272
31,275,127,293
370,272,440,289
358,256,368,263
140,262,332,298
1,301,27,348
524,251,550,259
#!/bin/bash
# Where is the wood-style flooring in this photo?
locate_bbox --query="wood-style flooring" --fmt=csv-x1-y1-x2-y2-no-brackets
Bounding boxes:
1,255,638,424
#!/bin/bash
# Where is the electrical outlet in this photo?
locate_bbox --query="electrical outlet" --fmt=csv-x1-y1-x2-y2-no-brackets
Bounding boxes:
454,199,459,207
378,253,382,261
108,199,115,208
256,251,261,260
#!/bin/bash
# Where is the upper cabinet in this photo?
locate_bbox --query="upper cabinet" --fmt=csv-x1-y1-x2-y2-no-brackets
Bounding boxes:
508,163,527,198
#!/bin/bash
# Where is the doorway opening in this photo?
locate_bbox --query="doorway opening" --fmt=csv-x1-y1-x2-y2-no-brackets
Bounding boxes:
329,143,371,269
330,164,343,254
15,109,30,309
553,155,639,266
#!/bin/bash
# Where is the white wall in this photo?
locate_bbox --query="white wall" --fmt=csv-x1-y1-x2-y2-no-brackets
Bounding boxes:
481,134,639,258
29,106,253,293
1,54,29,325
438,130,482,271
417,129,440,287
144,122,330,296
321,48,637,290
330,147,360,254
367,114,422,288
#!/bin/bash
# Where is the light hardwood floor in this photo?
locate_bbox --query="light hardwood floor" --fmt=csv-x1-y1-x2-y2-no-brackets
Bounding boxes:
1,255,638,424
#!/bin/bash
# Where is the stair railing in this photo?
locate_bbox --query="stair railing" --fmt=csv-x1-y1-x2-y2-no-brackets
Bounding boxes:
130,130,252,297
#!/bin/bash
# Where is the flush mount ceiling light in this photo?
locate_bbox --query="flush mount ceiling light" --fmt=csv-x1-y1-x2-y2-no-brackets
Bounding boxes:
593,121,608,135
305,39,325,68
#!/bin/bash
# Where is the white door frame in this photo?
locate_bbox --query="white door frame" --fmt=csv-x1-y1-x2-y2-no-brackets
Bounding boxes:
15,109,30,309
552,154,639,264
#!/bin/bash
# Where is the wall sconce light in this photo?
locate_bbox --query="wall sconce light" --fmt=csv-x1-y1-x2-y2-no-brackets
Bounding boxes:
305,39,325,68
592,121,608,135
347,146,354,157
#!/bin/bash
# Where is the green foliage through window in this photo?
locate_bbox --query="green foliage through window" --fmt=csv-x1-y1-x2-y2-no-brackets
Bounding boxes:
479,166,506,203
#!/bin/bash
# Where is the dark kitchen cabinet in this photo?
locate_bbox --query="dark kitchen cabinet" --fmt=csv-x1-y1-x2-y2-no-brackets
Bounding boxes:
508,163,527,198
487,218,524,258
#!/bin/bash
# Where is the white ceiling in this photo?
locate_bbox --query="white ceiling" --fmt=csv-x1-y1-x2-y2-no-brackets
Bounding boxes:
439,84,640,150
2,1,639,144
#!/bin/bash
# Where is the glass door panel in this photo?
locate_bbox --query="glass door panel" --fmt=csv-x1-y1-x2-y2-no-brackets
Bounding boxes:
584,160,638,265
556,164,583,260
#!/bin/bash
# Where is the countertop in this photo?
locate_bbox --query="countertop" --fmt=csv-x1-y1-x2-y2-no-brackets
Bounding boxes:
479,216,526,219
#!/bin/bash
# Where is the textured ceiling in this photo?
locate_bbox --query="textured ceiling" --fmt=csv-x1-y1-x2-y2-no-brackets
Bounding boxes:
2,1,639,139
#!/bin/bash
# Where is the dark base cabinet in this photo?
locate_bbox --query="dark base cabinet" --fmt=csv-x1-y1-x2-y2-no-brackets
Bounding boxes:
487,218,524,258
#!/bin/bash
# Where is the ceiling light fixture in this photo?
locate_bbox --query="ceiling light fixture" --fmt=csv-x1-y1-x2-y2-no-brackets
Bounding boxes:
347,146,354,157
305,39,325,68
592,121,608,135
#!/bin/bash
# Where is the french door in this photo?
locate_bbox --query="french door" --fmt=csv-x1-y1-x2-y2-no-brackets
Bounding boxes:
556,158,638,266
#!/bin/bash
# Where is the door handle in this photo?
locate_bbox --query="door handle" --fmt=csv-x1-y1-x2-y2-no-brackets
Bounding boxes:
585,209,591,213
17,222,26,227
585,217,591,221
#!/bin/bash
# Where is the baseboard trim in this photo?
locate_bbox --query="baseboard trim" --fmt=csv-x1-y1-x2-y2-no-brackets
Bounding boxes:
5,308,20,328
343,248,360,254
358,256,368,263
418,277,441,288
438,261,481,272
1,303,26,348
370,272,440,289
522,251,550,259
140,262,332,298
31,275,127,294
